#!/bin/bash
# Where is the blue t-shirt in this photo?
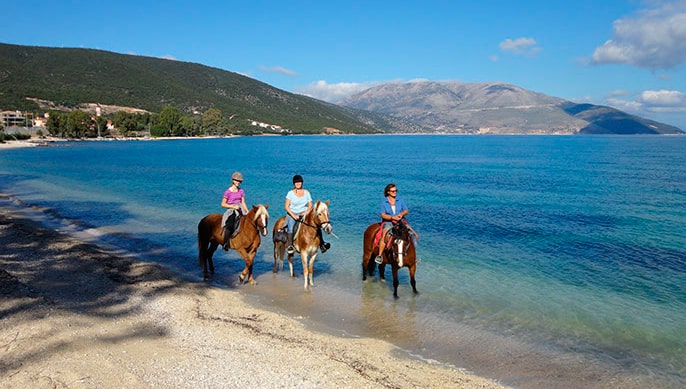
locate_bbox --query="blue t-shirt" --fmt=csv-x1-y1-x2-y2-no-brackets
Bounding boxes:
380,196,408,217
286,189,312,214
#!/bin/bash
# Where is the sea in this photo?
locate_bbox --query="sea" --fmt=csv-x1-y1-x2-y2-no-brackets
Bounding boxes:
1,135,684,388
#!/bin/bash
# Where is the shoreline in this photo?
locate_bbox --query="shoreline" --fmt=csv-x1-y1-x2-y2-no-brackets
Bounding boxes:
0,199,504,388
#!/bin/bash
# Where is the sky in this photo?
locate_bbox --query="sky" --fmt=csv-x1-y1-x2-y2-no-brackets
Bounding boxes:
3,0,686,130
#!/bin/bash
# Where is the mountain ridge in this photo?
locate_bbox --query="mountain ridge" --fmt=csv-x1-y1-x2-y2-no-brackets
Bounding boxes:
343,81,684,135
0,42,396,134
1,43,682,135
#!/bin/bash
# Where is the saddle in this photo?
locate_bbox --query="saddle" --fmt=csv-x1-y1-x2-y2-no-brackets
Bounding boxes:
223,212,242,239
273,226,288,243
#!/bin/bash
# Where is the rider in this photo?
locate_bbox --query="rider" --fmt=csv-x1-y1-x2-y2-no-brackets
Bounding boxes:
375,183,409,264
285,174,312,254
221,171,249,250
284,174,331,254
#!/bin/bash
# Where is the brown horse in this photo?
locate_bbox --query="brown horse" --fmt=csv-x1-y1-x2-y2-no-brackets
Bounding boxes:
272,200,332,288
197,204,269,283
362,219,418,298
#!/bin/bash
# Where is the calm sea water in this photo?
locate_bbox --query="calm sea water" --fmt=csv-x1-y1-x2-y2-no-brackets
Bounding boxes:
1,135,685,388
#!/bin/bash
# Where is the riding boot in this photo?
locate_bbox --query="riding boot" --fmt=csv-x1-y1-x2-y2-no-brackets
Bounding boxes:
286,233,295,255
222,225,232,251
375,242,384,264
318,228,330,253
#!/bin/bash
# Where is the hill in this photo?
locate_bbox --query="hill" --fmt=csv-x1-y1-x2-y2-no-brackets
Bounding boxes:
0,42,397,134
343,81,684,135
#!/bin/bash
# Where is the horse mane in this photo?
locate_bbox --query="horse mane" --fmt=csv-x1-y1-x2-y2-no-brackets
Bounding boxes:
252,204,269,220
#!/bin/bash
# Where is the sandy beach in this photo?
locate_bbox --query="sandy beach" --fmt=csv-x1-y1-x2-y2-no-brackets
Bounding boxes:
0,199,504,388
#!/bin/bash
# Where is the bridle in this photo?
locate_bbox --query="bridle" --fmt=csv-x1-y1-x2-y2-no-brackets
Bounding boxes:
389,223,411,266
252,206,269,236
297,204,332,234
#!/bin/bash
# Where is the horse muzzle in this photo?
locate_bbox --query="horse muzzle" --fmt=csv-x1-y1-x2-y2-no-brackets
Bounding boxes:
321,221,333,234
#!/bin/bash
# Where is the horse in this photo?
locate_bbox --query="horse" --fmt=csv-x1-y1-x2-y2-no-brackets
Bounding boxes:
272,200,333,289
362,219,418,298
197,204,269,283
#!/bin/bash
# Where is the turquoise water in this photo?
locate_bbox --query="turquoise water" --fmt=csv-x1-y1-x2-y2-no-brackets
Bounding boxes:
1,135,685,387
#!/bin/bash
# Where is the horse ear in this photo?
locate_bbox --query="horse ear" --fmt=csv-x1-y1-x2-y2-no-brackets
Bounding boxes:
264,204,269,209
325,200,330,206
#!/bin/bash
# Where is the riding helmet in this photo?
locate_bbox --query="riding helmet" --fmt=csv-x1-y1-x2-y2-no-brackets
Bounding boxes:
292,174,303,184
231,171,243,181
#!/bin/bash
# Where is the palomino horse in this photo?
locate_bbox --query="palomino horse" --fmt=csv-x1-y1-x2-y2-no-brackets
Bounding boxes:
197,204,269,283
272,200,332,289
362,219,418,298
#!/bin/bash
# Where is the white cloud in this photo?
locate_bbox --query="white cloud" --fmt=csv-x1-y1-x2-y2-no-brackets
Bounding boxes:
259,65,298,77
591,1,686,69
160,54,177,61
606,89,686,114
498,37,542,57
638,89,686,112
294,80,378,103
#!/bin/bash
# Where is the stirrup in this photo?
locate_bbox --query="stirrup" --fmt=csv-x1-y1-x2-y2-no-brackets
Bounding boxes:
374,255,383,264
287,245,295,254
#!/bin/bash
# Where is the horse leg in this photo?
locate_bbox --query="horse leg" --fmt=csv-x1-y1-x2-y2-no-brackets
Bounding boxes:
247,251,257,285
379,262,386,282
235,248,251,284
273,242,280,273
362,248,371,280
287,253,295,278
409,264,418,294
307,254,317,287
301,253,310,289
208,242,218,275
392,266,400,299
199,246,210,280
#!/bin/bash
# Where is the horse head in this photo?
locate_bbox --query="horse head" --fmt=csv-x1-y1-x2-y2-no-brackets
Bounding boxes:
390,219,411,267
252,204,270,236
312,200,332,234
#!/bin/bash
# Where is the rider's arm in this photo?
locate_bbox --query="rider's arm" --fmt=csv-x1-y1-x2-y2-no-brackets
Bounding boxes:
240,196,249,214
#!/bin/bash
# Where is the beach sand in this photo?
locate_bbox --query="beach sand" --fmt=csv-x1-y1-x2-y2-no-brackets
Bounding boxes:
0,203,504,388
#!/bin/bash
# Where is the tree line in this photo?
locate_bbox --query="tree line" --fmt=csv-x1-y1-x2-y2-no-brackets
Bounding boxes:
2,106,267,140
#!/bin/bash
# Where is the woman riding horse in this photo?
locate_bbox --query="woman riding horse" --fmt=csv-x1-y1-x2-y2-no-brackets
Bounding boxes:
197,204,269,283
362,218,418,298
272,200,332,289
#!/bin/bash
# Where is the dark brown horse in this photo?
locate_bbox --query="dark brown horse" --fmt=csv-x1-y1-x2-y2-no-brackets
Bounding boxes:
362,219,418,298
272,200,332,288
197,204,269,283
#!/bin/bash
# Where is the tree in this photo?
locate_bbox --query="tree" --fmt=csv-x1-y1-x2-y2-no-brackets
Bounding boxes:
46,111,65,136
158,106,182,137
202,108,222,135
182,115,202,136
65,110,91,138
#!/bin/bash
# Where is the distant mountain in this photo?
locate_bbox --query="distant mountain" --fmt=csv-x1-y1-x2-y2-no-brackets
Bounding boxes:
342,81,684,135
0,42,400,134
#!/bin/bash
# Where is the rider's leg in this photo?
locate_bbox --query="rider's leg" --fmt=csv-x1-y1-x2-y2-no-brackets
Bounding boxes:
375,230,386,264
286,216,295,254
222,212,236,251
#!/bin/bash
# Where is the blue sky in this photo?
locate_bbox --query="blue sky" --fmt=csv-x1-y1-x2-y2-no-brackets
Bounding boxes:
3,0,686,129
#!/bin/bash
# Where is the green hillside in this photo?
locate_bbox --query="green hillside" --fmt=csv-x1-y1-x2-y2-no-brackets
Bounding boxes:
0,43,385,134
